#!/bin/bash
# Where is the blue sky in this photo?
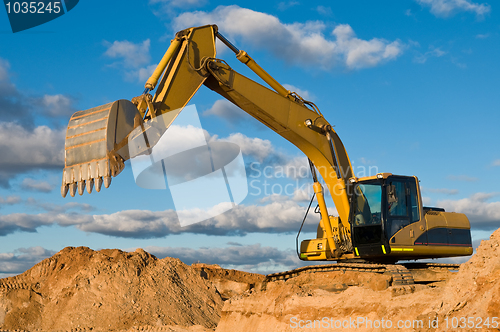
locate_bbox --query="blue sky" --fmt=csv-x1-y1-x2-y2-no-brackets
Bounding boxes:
0,0,499,276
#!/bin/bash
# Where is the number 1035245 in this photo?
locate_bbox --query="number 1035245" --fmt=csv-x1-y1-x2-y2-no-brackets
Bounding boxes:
444,317,499,329
5,2,62,14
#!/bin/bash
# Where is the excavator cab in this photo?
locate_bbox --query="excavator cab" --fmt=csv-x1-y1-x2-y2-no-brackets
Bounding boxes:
350,174,473,262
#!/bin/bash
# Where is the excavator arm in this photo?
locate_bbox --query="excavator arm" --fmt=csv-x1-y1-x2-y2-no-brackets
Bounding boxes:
62,25,354,259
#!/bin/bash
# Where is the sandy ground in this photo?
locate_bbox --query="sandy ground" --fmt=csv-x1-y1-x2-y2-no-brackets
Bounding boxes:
1,228,499,331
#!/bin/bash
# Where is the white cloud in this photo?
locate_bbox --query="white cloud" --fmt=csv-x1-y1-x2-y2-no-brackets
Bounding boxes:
81,209,178,238
149,0,206,15
136,122,308,187
136,122,247,186
277,1,299,11
451,56,467,69
0,122,65,187
223,133,274,162
0,58,10,81
140,243,300,274
447,174,479,182
422,187,459,195
215,130,309,181
76,198,314,238
0,57,76,124
122,64,157,83
21,178,54,193
416,0,491,18
492,159,500,166
0,123,64,168
0,246,56,276
203,99,247,123
282,84,313,100
26,198,95,213
281,156,309,180
173,5,405,70
0,58,36,126
149,124,210,160
0,58,76,189
104,39,151,68
38,94,75,117
422,196,433,205
476,33,490,39
136,64,157,82
438,192,500,230
104,39,154,82
292,188,312,202
414,46,447,64
0,197,317,238
316,6,333,16
333,24,405,69
217,131,310,181
0,211,108,236
0,195,21,206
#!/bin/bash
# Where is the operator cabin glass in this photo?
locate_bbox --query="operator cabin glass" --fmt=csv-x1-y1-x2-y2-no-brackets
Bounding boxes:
352,183,383,245
386,179,420,239
353,184,382,225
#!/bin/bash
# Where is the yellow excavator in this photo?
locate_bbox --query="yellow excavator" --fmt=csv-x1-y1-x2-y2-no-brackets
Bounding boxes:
61,25,472,264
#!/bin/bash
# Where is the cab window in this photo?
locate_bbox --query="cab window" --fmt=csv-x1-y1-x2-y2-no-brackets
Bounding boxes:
387,181,407,217
386,178,420,239
409,180,420,223
352,183,382,226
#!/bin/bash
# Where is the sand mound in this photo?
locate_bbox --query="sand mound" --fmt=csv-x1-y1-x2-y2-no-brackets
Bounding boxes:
215,229,500,332
1,228,499,332
437,227,500,318
0,247,222,331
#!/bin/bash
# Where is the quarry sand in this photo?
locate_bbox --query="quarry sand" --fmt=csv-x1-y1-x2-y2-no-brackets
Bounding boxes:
1,228,499,331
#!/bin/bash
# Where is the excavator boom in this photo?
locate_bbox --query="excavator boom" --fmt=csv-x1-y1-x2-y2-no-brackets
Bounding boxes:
61,24,472,263
62,24,354,259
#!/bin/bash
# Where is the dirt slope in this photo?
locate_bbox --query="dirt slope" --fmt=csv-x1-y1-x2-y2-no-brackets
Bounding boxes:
192,263,265,300
1,228,499,332
0,247,223,331
215,229,500,332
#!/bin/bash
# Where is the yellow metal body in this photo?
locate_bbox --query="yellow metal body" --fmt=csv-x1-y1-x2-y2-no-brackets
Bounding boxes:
145,38,182,90
343,174,472,262
312,182,337,258
61,24,471,263
235,51,291,99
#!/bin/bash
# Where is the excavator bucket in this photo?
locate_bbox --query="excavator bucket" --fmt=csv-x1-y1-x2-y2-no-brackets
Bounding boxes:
61,99,142,197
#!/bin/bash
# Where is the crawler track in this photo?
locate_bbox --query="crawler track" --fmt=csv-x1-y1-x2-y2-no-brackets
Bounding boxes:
265,262,461,286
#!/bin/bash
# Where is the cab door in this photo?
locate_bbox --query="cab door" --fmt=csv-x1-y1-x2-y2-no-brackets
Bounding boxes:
385,177,423,246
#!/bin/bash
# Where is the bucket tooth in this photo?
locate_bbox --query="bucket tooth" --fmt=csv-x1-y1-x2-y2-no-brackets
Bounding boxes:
103,176,112,189
61,184,69,198
69,183,77,197
86,178,94,194
78,181,85,196
95,177,103,192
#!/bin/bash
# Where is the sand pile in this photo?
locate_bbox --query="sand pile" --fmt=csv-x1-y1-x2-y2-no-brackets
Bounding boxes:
215,229,500,332
436,227,500,318
0,247,222,331
1,228,499,332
